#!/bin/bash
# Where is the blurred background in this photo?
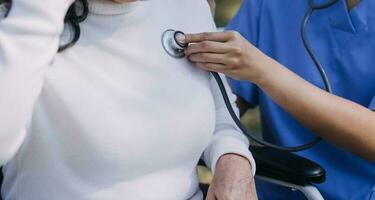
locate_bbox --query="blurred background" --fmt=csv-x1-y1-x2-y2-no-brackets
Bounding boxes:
198,0,262,184
215,0,242,27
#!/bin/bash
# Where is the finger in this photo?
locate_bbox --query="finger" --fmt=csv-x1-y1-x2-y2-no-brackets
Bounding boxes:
194,62,227,73
185,32,232,43
188,53,227,64
205,186,216,200
185,41,230,55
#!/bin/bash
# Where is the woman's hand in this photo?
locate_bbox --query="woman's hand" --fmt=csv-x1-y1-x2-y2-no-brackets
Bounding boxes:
184,31,271,83
206,154,257,200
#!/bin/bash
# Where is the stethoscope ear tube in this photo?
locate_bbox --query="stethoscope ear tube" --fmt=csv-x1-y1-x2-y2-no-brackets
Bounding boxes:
302,1,336,94
211,72,322,152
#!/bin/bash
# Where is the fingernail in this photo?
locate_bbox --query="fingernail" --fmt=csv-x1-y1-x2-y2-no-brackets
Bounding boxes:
176,33,186,44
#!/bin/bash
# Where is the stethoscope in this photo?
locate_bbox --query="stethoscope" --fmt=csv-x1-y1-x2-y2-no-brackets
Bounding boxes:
161,0,339,152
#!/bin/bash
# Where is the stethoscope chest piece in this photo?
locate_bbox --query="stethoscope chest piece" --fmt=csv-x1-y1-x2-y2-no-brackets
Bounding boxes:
161,29,188,58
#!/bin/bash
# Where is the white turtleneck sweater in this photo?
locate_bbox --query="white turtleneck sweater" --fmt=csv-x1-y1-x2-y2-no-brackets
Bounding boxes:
0,0,255,199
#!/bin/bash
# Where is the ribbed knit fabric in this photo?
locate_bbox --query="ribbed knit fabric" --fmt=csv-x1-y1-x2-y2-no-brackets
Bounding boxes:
0,0,255,199
88,0,138,15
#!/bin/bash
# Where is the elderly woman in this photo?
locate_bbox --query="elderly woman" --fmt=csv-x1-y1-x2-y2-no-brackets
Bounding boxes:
0,0,258,199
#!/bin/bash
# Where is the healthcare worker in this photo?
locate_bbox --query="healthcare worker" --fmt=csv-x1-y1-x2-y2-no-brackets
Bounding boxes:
184,0,375,199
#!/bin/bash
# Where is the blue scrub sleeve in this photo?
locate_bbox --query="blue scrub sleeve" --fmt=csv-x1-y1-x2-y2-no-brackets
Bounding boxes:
369,95,375,111
225,0,264,45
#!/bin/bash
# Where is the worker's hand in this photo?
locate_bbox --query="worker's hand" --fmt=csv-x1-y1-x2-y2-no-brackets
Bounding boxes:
206,154,258,200
185,31,271,83
207,0,216,17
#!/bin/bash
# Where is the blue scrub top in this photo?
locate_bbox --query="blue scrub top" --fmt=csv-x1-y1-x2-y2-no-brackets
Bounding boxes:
227,0,375,199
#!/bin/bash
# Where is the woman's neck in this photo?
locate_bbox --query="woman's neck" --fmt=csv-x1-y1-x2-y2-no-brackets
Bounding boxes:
346,0,361,10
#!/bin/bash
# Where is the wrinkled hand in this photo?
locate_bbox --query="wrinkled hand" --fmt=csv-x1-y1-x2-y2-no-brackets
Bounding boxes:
207,0,216,17
185,31,270,82
206,154,257,200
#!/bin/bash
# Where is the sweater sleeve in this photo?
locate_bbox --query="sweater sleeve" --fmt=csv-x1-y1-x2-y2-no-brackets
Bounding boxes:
203,73,256,176
0,0,74,165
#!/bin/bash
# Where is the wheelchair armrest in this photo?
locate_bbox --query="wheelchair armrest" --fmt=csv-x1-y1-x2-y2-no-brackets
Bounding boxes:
251,146,326,185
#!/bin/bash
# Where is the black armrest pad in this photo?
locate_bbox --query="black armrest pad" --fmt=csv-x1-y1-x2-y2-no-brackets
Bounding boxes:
251,146,325,185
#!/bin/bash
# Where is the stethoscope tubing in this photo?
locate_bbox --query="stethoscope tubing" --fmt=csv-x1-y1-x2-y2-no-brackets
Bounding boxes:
212,72,322,152
161,0,340,152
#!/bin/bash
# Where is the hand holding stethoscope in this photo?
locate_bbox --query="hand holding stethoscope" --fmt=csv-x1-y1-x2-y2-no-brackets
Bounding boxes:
161,0,375,159
170,0,375,161
161,27,322,152
184,31,267,83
